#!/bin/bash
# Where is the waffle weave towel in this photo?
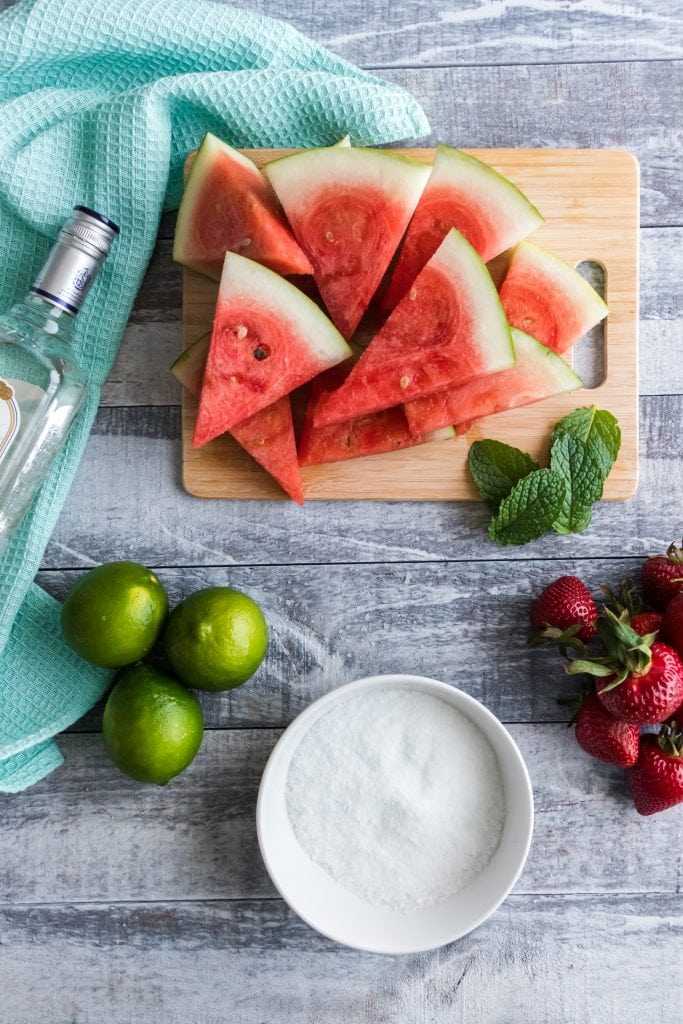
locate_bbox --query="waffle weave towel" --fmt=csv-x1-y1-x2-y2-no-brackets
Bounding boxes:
0,0,428,791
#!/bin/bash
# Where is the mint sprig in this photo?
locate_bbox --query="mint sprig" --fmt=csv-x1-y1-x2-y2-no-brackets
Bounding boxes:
488,469,566,546
550,432,605,534
467,406,621,546
468,440,540,512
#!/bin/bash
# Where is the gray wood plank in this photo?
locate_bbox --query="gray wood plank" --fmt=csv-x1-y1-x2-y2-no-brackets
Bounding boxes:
1,894,679,1024
107,226,683,406
1,727,680,906
2,0,683,67
38,558,643,728
43,394,682,569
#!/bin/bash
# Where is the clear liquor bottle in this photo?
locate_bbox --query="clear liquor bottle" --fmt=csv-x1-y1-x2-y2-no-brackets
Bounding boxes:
0,207,118,556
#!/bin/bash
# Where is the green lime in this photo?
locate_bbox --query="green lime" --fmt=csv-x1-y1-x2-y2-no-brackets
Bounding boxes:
61,561,169,668
164,587,268,692
102,664,204,785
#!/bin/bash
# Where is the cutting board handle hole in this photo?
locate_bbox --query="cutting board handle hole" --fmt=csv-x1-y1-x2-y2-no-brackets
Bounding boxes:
573,260,606,389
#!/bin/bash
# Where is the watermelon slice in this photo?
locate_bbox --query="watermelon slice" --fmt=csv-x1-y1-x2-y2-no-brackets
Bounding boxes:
173,133,312,280
193,252,352,446
299,366,454,466
404,328,582,435
499,241,608,354
312,228,514,428
171,334,304,505
333,135,352,147
264,146,431,338
382,146,544,310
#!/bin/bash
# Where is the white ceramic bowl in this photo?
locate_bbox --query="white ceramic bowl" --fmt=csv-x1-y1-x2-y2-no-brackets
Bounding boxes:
256,674,534,954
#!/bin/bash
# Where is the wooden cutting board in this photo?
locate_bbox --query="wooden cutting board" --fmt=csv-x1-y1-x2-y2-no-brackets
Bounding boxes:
181,148,639,501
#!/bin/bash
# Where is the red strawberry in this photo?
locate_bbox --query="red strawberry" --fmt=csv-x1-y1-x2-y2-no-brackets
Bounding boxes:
628,722,683,815
567,609,683,724
529,576,597,644
662,592,683,658
630,611,664,638
573,692,639,767
641,542,683,610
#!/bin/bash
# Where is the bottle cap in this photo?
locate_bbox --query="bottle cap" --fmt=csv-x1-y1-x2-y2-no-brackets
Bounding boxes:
31,206,119,315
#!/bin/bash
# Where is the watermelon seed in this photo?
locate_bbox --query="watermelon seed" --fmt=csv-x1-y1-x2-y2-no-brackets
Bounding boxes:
239,237,252,249
408,288,417,301
236,326,248,339
325,231,335,242
253,346,270,361
400,376,411,390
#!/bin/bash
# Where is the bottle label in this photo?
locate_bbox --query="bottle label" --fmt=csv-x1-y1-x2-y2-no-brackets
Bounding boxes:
0,378,46,464
0,377,20,462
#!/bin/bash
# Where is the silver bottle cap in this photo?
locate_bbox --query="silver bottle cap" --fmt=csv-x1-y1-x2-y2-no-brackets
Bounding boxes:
31,206,119,315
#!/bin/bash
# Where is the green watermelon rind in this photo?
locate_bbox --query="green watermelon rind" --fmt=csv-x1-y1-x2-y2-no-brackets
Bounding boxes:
263,146,431,222
216,252,352,366
504,241,609,331
431,227,515,373
431,145,544,245
170,333,210,397
173,134,263,275
509,327,583,391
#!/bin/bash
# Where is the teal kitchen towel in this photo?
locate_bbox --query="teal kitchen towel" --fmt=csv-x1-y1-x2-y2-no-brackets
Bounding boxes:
0,0,429,791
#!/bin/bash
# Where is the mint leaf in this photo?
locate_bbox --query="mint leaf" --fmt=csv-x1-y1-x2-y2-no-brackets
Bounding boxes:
488,469,566,546
468,439,540,512
550,432,605,534
552,407,621,479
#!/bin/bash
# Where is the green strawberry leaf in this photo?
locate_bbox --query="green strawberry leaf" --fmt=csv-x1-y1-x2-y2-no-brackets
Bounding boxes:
488,469,566,546
467,439,540,512
550,432,605,534
551,406,621,479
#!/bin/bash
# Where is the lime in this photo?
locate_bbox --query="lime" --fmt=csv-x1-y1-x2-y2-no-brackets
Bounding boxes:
164,586,268,691
61,561,169,668
102,664,204,785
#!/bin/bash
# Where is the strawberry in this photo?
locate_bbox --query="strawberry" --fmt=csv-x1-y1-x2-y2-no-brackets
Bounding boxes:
628,721,683,815
573,692,639,767
630,611,664,638
529,576,597,644
641,541,683,610
600,581,662,638
662,592,683,659
567,609,683,724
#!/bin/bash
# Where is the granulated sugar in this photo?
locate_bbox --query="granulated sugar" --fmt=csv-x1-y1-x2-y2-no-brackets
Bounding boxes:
285,689,505,913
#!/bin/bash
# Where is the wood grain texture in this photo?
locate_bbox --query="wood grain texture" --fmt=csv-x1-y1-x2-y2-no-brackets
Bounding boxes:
106,226,683,406
181,147,639,502
37,558,641,728
2,0,683,67
1,727,680,905
44,395,680,569
1,894,679,1024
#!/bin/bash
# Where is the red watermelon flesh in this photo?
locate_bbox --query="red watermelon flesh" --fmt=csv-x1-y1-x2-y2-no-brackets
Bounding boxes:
193,252,351,446
404,328,582,436
382,146,544,311
170,333,304,504
499,241,609,354
264,147,431,339
313,228,514,428
173,133,312,280
299,365,453,466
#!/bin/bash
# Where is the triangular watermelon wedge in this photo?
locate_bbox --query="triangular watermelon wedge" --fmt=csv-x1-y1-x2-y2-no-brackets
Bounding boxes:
404,328,582,435
382,146,544,310
264,146,431,339
193,252,352,446
298,365,454,466
313,228,515,428
171,334,304,504
173,133,312,280
499,241,608,354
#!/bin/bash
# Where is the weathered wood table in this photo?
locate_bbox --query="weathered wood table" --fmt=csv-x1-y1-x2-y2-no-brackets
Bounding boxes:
2,2,682,1020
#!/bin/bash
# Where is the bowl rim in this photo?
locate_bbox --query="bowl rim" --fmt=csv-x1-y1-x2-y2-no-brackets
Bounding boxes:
256,673,534,954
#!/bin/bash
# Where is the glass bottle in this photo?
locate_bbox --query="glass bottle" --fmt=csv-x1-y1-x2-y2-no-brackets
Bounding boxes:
0,207,118,556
